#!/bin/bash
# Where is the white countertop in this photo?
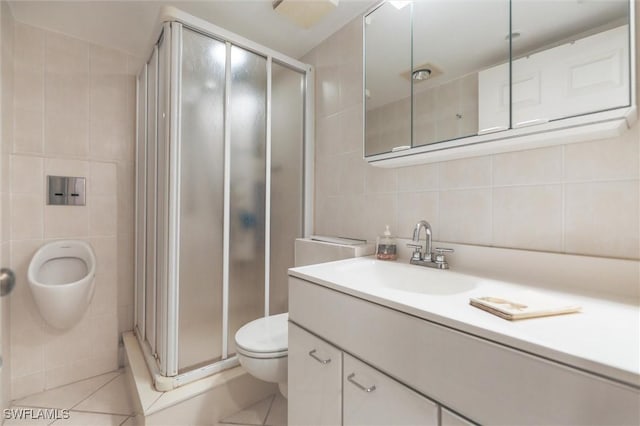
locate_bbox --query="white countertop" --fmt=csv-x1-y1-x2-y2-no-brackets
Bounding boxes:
289,257,640,389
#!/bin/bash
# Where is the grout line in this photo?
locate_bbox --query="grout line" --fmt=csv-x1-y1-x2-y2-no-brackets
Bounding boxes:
12,370,122,407
69,408,132,417
261,394,276,426
144,392,164,413
489,155,494,246
69,370,123,411
219,420,263,426
561,145,566,253
393,177,639,193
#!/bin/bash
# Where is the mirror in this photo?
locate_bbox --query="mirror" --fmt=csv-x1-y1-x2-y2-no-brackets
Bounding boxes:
412,0,510,147
364,0,632,158
364,1,412,156
508,0,630,127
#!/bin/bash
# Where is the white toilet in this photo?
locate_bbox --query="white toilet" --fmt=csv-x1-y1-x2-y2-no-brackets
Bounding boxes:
234,238,370,398
27,240,97,330
235,312,289,398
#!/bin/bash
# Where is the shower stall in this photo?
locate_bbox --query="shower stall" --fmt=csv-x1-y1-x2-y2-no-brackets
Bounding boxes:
134,8,313,390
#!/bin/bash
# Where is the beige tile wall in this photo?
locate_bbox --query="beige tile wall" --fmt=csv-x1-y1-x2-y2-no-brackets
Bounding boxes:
9,21,137,399
304,17,640,261
1,0,14,411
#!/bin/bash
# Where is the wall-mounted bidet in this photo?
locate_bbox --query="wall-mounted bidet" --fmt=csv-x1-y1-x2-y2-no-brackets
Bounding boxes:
235,312,288,398
27,240,96,330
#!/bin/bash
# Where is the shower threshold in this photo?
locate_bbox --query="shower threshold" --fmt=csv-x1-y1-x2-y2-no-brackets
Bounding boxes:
123,332,276,423
134,330,240,392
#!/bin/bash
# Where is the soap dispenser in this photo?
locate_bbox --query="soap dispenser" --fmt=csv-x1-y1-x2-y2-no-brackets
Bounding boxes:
376,225,397,261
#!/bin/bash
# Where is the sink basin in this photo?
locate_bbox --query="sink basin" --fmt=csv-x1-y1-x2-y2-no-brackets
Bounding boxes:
295,258,477,295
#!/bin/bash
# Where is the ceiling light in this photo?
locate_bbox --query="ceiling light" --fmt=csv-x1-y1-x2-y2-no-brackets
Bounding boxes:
273,0,339,29
389,1,411,10
412,68,432,81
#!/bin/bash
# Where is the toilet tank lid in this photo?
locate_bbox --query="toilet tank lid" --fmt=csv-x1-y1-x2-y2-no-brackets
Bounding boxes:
235,312,288,353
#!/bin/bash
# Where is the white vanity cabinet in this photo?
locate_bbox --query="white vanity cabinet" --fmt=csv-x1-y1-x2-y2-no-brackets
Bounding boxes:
288,322,342,426
343,353,438,426
288,275,640,425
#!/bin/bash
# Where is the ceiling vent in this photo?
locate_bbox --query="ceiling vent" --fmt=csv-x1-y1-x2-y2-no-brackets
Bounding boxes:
273,0,339,29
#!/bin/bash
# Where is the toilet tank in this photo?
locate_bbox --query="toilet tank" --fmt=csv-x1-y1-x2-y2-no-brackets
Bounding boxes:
294,237,374,267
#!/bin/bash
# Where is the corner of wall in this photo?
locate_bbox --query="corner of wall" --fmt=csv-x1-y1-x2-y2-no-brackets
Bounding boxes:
0,0,15,412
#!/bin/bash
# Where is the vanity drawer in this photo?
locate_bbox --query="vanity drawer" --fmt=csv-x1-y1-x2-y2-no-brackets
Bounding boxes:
289,277,640,425
288,322,342,426
343,353,438,426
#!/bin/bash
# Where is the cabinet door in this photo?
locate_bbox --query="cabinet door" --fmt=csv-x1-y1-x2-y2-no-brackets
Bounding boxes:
441,408,476,426
343,353,438,426
288,322,342,426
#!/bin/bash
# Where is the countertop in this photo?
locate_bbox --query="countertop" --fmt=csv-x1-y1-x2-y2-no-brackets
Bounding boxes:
289,257,640,389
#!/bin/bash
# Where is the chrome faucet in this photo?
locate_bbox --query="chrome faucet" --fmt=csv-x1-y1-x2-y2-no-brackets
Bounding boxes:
407,220,454,269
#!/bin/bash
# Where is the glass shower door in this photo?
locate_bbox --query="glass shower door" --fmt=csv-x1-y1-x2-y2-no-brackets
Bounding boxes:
227,46,267,356
177,28,226,372
270,62,305,315
145,46,158,356
134,20,311,387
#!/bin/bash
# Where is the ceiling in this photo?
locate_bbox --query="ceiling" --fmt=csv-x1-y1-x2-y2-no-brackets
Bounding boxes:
8,0,376,61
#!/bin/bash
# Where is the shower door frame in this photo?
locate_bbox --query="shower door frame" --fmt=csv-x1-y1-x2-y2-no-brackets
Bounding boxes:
134,7,314,390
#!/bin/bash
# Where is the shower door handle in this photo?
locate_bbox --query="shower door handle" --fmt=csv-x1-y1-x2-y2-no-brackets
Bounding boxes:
0,268,15,297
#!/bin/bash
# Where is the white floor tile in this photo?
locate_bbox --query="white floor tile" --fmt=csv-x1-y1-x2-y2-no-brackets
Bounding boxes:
50,411,127,426
264,394,287,426
13,372,121,410
73,374,135,416
219,395,274,425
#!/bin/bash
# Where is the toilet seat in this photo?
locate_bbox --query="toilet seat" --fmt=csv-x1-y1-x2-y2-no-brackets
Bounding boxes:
235,312,288,359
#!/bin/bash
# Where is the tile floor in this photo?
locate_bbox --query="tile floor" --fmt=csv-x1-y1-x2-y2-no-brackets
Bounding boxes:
217,393,286,426
6,369,287,426
7,370,135,426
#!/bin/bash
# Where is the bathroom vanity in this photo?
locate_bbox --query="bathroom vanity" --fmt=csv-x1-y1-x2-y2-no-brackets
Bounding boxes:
287,258,640,425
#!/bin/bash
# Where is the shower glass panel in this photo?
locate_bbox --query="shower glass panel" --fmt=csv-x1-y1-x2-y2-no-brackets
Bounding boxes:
145,46,158,353
156,33,170,366
134,16,311,388
135,65,147,340
227,46,267,355
270,62,304,314
177,29,226,372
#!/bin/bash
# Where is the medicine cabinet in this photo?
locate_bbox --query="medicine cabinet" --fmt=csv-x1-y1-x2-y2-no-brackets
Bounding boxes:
364,0,636,167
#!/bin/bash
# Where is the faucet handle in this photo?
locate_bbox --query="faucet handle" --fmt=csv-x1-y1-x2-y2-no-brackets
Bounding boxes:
434,247,454,265
406,243,423,260
434,247,454,254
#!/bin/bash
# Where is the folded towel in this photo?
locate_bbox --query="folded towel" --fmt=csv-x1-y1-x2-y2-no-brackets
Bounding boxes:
470,294,581,320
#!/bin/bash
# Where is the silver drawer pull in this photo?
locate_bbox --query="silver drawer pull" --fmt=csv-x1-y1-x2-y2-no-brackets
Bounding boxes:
308,349,331,364
347,373,376,393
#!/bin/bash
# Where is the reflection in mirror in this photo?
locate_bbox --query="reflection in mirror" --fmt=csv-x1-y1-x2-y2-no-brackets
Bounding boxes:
412,0,510,147
364,1,412,156
508,0,630,127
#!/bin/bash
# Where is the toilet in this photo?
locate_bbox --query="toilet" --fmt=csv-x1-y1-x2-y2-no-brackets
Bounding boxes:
234,238,371,398
235,312,289,398
27,240,97,330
